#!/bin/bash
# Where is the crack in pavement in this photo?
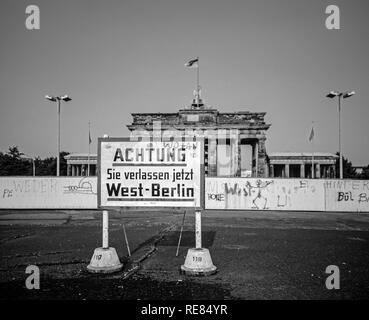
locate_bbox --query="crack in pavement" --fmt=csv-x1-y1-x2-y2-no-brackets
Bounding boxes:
121,223,177,280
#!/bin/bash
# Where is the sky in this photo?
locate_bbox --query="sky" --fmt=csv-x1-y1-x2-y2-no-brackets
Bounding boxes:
0,0,368,165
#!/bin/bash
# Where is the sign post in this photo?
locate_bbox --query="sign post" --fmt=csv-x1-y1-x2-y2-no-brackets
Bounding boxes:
180,208,217,276
87,210,123,273
102,210,109,249
195,210,202,249
90,136,216,276
87,133,123,274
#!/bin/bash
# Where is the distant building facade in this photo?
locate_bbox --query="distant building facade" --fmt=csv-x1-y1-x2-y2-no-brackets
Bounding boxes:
64,153,97,176
268,152,338,179
127,94,270,178
64,93,338,179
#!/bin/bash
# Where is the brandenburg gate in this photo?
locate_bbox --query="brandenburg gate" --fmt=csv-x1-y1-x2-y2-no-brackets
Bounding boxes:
127,93,271,178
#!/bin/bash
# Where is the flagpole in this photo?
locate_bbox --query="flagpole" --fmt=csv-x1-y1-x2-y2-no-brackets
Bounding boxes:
311,121,315,179
88,121,90,176
197,56,199,108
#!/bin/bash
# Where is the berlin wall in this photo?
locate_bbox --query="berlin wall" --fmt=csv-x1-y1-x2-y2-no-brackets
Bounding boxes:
324,180,369,212
0,177,368,212
205,178,325,211
0,177,97,209
206,178,369,212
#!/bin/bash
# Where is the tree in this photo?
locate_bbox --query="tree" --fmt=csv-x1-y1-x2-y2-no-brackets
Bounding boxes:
34,151,69,176
34,156,55,176
0,146,30,176
0,146,70,176
335,152,358,179
8,146,23,159
358,165,369,179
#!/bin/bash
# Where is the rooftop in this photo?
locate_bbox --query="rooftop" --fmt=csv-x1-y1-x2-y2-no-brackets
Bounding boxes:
268,152,338,158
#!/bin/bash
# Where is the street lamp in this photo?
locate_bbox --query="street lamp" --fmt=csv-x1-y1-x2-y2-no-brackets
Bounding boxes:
45,95,72,176
326,90,355,179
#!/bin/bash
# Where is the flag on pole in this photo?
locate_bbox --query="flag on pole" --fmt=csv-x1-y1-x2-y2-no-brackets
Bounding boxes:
185,58,199,68
309,126,314,142
89,128,92,144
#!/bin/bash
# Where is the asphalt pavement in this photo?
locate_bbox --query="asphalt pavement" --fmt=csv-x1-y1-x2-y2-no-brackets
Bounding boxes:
0,209,368,300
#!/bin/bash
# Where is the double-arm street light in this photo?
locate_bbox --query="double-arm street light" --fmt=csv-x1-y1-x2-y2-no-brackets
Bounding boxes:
326,90,355,179
45,95,72,176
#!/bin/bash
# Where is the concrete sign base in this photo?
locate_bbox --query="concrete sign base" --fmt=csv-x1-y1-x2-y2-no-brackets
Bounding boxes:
87,247,123,273
181,248,217,276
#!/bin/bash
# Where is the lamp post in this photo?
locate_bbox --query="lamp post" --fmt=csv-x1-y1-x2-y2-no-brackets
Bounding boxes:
326,91,355,179
45,95,72,176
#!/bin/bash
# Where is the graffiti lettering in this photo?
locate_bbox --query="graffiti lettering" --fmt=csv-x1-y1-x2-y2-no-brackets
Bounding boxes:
224,183,242,196
352,182,360,190
337,192,354,202
325,180,369,191
163,141,197,151
2,189,13,198
299,181,308,189
358,193,369,203
207,194,224,201
8,179,57,194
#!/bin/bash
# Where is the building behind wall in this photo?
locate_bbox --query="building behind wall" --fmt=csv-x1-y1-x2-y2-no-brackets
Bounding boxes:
127,94,271,178
64,153,97,176
64,93,338,179
269,152,338,178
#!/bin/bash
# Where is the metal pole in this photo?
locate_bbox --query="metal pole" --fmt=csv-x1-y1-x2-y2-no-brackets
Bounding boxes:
311,122,315,179
102,210,109,249
32,159,35,176
197,57,199,108
176,210,187,257
195,210,202,249
57,99,61,177
122,223,131,257
338,95,343,179
88,121,90,176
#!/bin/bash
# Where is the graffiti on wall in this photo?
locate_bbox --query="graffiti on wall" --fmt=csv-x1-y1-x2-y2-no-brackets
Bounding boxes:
1,177,368,212
228,180,274,209
0,177,97,209
63,177,97,195
324,180,369,211
2,178,57,199
206,178,369,212
206,178,325,211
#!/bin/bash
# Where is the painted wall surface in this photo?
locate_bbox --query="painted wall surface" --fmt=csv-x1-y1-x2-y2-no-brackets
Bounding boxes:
324,180,369,212
206,178,325,211
0,177,97,209
0,177,368,212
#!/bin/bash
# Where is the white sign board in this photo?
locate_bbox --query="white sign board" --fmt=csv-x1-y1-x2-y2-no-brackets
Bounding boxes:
98,138,203,208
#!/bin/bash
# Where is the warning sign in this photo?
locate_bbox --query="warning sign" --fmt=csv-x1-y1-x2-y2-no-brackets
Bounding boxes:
98,138,203,208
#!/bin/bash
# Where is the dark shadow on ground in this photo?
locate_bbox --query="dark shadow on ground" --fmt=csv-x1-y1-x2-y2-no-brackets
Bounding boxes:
158,231,216,248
